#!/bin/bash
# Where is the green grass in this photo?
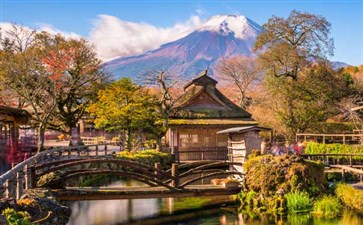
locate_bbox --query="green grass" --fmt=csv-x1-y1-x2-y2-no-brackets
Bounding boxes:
285,191,312,213
313,195,342,218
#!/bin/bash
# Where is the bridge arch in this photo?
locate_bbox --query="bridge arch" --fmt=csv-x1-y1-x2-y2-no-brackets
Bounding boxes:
34,158,176,190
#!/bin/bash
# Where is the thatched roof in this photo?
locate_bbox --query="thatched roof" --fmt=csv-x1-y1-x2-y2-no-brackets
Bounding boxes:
171,70,253,120
0,106,31,124
169,119,258,126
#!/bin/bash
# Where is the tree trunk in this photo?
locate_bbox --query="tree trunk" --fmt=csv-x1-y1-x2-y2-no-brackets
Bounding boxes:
37,125,46,153
125,129,132,151
69,125,84,146
156,137,162,151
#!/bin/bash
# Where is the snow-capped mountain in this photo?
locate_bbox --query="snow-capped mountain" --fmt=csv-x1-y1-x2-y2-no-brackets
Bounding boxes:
104,15,262,80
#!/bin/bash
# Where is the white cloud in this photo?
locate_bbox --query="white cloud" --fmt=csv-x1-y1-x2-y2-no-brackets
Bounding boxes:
89,14,203,61
1,15,204,62
36,23,81,39
0,22,81,41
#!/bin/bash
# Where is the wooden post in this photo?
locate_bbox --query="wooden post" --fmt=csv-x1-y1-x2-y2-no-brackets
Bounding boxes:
325,155,329,165
95,145,99,156
349,155,352,166
343,135,346,145
171,163,179,188
322,135,326,144
154,163,161,180
16,171,24,199
342,169,345,182
105,144,108,155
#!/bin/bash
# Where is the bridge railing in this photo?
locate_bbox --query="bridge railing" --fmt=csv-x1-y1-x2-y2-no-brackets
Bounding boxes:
0,144,110,199
1,147,245,200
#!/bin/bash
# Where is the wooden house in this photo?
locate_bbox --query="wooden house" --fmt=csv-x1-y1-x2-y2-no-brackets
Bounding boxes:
166,70,257,161
217,126,271,172
0,106,30,163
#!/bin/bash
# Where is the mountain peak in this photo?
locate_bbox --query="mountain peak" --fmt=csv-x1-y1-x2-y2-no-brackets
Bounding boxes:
198,14,260,39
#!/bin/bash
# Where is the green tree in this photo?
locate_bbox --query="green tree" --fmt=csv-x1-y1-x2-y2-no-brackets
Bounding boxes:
88,78,162,150
254,10,333,81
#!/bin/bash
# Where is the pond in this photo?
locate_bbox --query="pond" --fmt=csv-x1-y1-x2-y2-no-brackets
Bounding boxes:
66,180,363,225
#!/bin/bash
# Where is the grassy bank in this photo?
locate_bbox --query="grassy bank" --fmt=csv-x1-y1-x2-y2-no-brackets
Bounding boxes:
335,183,363,214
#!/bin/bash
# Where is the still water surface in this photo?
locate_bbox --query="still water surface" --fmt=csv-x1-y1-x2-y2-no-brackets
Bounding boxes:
66,180,363,225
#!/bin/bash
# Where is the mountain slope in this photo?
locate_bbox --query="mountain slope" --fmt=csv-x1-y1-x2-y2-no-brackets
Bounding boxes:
104,15,261,80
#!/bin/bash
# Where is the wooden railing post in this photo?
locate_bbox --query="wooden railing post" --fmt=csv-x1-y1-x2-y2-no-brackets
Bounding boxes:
342,169,345,182
16,171,24,199
95,145,99,156
349,155,352,166
171,163,179,188
105,144,108,155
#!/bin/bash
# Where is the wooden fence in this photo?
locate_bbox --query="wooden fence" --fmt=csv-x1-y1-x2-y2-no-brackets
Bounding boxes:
177,147,228,161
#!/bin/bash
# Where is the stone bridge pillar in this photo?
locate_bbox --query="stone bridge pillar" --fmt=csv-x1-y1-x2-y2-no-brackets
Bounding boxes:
24,165,35,190
16,171,24,199
5,179,16,199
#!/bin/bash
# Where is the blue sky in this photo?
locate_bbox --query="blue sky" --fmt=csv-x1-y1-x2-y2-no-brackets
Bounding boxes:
1,0,362,65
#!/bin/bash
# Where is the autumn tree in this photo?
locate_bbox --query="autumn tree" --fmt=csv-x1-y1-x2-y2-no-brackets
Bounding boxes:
0,24,58,152
254,10,333,80
251,65,348,138
215,56,260,109
38,32,109,146
88,78,162,150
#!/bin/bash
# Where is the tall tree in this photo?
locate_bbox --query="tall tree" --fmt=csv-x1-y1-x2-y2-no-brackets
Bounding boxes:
37,32,109,146
139,70,181,149
0,25,57,152
254,10,333,80
251,65,348,139
88,78,161,150
215,56,260,109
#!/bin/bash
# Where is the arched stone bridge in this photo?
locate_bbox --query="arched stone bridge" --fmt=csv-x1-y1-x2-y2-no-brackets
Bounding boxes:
0,145,244,200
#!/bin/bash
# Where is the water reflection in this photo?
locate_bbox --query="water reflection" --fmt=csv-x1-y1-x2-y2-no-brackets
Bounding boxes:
66,180,363,225
68,199,160,225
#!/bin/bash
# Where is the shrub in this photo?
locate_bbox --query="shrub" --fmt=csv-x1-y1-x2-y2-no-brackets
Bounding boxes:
116,149,174,170
335,183,363,214
285,191,312,213
313,195,342,218
305,142,363,160
244,155,326,198
1,208,33,225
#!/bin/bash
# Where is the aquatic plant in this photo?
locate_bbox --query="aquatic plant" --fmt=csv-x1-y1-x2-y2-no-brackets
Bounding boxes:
313,195,342,218
285,191,312,213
